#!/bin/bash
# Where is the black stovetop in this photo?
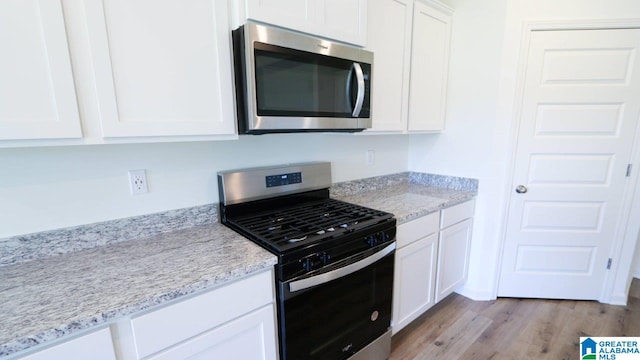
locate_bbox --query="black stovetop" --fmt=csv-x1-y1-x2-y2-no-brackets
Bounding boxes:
221,189,393,254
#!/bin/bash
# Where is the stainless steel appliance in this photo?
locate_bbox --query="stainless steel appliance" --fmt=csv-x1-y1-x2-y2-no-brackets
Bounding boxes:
232,23,373,134
218,162,395,360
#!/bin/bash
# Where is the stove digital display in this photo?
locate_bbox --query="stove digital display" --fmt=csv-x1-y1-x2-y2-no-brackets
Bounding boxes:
266,172,302,188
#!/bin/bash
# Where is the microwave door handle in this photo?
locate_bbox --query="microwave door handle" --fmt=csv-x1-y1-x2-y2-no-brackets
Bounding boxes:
288,242,395,293
346,64,355,112
352,63,365,117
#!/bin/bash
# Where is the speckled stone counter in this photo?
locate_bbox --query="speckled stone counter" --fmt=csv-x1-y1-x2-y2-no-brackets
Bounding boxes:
0,224,276,357
331,172,478,225
0,170,477,357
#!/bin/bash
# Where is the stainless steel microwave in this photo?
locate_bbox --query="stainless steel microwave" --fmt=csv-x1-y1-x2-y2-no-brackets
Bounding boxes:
232,22,373,134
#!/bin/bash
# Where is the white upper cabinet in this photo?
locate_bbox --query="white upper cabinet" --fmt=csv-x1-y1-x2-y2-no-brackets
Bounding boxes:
1,0,237,146
366,0,413,132
237,0,367,46
0,0,82,140
408,0,452,132
316,0,367,46
242,0,316,32
83,0,236,137
366,0,452,133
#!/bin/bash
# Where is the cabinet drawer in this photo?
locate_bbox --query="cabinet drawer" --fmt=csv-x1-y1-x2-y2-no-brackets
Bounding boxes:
131,270,273,359
396,211,440,248
440,200,475,229
20,327,116,360
147,304,277,360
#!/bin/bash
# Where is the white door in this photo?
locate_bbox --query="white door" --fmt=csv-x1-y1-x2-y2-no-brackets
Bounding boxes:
499,29,640,300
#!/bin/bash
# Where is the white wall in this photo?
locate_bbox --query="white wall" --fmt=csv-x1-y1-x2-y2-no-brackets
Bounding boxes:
0,135,408,238
635,247,640,279
409,0,640,299
409,0,508,300
634,232,640,278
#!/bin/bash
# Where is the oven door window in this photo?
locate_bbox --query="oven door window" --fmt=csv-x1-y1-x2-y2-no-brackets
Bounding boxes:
254,43,370,118
279,252,393,360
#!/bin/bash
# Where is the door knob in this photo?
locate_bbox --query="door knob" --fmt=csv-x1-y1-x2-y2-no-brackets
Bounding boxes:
515,185,528,194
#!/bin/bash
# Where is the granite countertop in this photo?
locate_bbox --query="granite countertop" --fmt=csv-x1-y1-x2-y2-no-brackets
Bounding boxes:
0,223,277,357
334,183,476,224
0,171,477,357
331,172,477,224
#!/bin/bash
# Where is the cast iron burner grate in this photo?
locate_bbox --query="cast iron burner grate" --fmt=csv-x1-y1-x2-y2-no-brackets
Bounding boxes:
227,198,392,253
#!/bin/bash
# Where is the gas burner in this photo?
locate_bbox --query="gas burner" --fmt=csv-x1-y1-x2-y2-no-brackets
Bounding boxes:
227,198,392,253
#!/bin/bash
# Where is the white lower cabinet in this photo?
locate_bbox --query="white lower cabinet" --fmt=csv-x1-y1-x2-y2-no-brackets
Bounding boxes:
125,270,277,360
435,200,475,302
392,211,439,334
18,327,116,360
435,218,473,303
147,304,277,360
392,200,475,334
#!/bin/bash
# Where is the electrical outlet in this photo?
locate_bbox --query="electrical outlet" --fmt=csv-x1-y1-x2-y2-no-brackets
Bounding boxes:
128,170,148,195
366,150,375,166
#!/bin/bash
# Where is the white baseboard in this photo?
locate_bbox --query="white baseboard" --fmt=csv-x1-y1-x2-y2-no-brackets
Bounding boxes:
607,293,628,306
455,284,495,301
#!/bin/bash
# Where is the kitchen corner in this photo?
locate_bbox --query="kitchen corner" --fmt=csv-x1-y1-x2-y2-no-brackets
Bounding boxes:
0,171,476,357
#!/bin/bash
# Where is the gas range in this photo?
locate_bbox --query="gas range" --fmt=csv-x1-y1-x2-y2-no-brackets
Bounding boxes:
218,162,396,360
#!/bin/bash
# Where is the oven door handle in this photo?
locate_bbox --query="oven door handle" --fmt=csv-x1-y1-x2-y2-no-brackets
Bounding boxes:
288,242,395,293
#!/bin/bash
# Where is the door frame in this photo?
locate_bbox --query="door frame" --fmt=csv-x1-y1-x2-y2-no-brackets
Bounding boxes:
495,19,640,304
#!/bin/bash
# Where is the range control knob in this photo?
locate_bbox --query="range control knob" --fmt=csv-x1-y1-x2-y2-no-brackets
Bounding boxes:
365,235,377,247
302,258,313,272
320,252,331,265
378,232,389,243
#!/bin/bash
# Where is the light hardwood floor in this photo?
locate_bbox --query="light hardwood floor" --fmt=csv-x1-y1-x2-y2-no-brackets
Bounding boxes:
390,279,640,360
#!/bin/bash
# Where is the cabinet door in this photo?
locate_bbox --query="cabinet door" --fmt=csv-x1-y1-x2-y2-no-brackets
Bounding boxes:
407,1,452,132
435,218,472,303
20,327,116,360
243,0,315,34
392,232,438,334
0,0,81,140
147,304,277,360
366,0,412,132
131,270,273,358
317,0,367,46
84,0,235,137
